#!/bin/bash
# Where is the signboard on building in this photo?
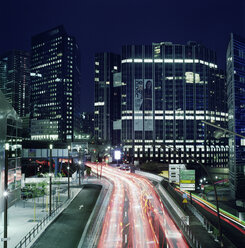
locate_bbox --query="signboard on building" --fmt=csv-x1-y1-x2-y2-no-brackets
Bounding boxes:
134,79,153,131
134,79,143,131
180,170,195,191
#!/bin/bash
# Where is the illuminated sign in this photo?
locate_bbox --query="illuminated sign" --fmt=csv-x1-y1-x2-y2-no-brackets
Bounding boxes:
114,150,121,160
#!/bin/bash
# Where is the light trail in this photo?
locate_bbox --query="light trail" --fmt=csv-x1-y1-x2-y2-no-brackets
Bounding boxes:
175,187,245,234
86,162,189,248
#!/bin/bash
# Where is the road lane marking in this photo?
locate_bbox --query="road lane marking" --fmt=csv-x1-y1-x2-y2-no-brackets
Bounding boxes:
79,204,84,210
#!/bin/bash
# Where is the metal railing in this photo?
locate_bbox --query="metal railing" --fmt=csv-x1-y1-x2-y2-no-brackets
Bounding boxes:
180,218,203,248
15,203,63,248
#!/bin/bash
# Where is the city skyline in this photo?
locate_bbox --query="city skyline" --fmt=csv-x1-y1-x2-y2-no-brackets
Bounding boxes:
1,0,244,112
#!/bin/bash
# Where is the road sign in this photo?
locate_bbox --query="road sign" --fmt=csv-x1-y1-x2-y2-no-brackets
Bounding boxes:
169,164,186,183
180,170,195,191
182,193,187,199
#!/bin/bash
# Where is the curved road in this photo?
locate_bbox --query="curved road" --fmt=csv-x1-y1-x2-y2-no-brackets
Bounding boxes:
87,163,189,248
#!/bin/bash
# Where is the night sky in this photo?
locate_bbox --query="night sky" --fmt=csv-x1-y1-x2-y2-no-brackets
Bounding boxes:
1,0,244,112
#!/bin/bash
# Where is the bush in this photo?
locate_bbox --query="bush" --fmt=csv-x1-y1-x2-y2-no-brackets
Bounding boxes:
140,162,167,173
21,182,47,199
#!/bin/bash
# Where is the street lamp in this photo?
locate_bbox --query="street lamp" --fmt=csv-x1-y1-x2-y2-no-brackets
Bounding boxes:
78,160,81,186
3,143,9,248
162,144,224,247
49,144,53,216
202,120,245,139
67,145,71,199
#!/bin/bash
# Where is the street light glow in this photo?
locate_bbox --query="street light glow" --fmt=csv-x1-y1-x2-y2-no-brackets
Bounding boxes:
3,191,8,197
5,143,9,151
49,144,53,149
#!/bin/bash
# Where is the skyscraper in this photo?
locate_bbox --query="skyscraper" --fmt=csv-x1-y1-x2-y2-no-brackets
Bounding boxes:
80,111,94,136
227,33,245,199
30,26,80,142
94,52,121,143
0,50,30,117
120,42,228,166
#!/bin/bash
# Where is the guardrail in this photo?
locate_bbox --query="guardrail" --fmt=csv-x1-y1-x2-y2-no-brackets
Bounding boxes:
135,170,214,248
135,170,163,182
15,202,63,248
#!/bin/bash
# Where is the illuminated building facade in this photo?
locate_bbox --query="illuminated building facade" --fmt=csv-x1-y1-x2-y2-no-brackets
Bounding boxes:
121,42,228,167
0,50,30,117
0,91,22,215
30,26,81,141
227,33,245,199
94,52,121,143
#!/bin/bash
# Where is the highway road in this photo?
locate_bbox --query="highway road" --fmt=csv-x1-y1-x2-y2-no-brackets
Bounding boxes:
31,185,101,248
87,162,189,248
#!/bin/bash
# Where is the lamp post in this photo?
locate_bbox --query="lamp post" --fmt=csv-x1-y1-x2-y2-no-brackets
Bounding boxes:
162,144,224,247
67,145,71,199
49,144,53,217
200,120,245,245
78,160,81,186
202,120,245,139
3,143,9,248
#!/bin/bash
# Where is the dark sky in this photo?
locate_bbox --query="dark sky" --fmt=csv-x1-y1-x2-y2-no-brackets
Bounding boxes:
1,0,244,112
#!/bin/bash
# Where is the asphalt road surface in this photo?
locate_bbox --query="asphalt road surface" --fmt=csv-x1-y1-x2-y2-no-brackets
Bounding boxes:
31,184,101,248
87,162,189,248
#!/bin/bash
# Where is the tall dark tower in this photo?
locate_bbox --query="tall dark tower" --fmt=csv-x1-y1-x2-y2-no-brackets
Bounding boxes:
227,33,245,200
94,52,121,143
0,50,30,117
30,26,81,142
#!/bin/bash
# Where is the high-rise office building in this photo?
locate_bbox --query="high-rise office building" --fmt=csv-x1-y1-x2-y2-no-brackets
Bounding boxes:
120,42,228,166
30,26,81,142
0,50,30,117
94,52,121,143
227,33,245,199
80,111,94,136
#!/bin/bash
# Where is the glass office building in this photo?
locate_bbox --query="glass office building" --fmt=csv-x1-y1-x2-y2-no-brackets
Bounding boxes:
30,26,81,142
94,53,121,143
0,50,30,117
121,42,228,167
0,91,22,215
227,33,245,199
